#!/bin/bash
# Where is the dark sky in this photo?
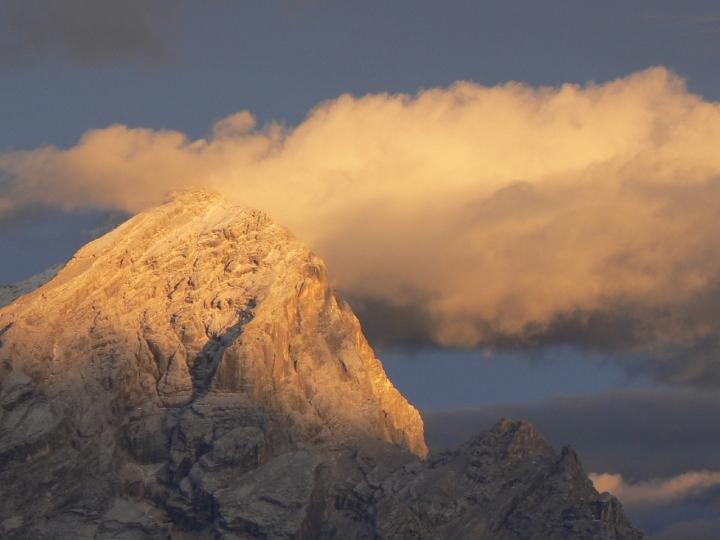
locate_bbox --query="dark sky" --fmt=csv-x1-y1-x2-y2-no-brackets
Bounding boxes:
2,2,720,537
2,1,720,151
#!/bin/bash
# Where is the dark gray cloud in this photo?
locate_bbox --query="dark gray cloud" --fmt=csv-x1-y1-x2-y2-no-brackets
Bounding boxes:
80,209,132,239
643,13,720,32
0,0,179,68
607,494,720,537
344,295,435,350
351,289,720,388
0,203,58,231
422,388,720,480
0,206,131,285
422,388,720,537
654,518,720,540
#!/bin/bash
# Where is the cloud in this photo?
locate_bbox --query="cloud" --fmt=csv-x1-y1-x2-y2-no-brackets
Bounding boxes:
3,68,720,382
0,203,59,231
590,470,720,509
0,206,132,285
421,388,720,481
420,388,720,535
0,0,179,68
653,518,720,540
643,13,720,31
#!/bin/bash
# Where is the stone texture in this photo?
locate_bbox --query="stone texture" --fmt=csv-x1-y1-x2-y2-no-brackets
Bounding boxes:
0,263,64,309
0,191,647,539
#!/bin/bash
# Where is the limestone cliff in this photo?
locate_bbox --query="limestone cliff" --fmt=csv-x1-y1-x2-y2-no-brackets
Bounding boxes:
0,192,646,539
0,191,425,456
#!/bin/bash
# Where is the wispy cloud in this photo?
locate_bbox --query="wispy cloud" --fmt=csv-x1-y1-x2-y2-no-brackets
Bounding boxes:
590,470,720,508
3,68,720,382
642,13,720,36
643,14,720,24
0,0,180,69
653,518,720,540
421,388,720,536
421,388,720,480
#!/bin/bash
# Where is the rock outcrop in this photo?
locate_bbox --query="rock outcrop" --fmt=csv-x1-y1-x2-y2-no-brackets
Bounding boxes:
0,191,647,539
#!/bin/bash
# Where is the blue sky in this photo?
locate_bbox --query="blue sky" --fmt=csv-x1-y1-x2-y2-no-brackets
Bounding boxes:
2,2,720,537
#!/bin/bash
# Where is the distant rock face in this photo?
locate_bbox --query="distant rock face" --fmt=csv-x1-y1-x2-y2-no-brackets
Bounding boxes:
0,192,646,539
0,263,64,309
367,419,647,540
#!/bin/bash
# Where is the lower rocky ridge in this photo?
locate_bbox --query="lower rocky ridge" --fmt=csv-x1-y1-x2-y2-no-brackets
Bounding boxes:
0,390,646,540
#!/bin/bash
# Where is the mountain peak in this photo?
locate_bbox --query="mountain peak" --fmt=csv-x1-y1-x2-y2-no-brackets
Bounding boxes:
0,191,427,454
0,193,647,539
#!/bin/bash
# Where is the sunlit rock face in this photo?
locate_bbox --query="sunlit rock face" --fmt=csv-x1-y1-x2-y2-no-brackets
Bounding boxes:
0,192,646,539
0,191,425,453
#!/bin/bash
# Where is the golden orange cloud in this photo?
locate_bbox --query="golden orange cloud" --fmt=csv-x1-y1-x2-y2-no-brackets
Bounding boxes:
3,67,720,378
590,470,720,508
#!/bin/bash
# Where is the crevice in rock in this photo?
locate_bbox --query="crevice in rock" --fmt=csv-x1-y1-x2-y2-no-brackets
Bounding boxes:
0,322,12,348
191,299,256,399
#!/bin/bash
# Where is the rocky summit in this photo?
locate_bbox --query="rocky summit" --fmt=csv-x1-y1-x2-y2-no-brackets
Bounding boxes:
0,191,647,539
